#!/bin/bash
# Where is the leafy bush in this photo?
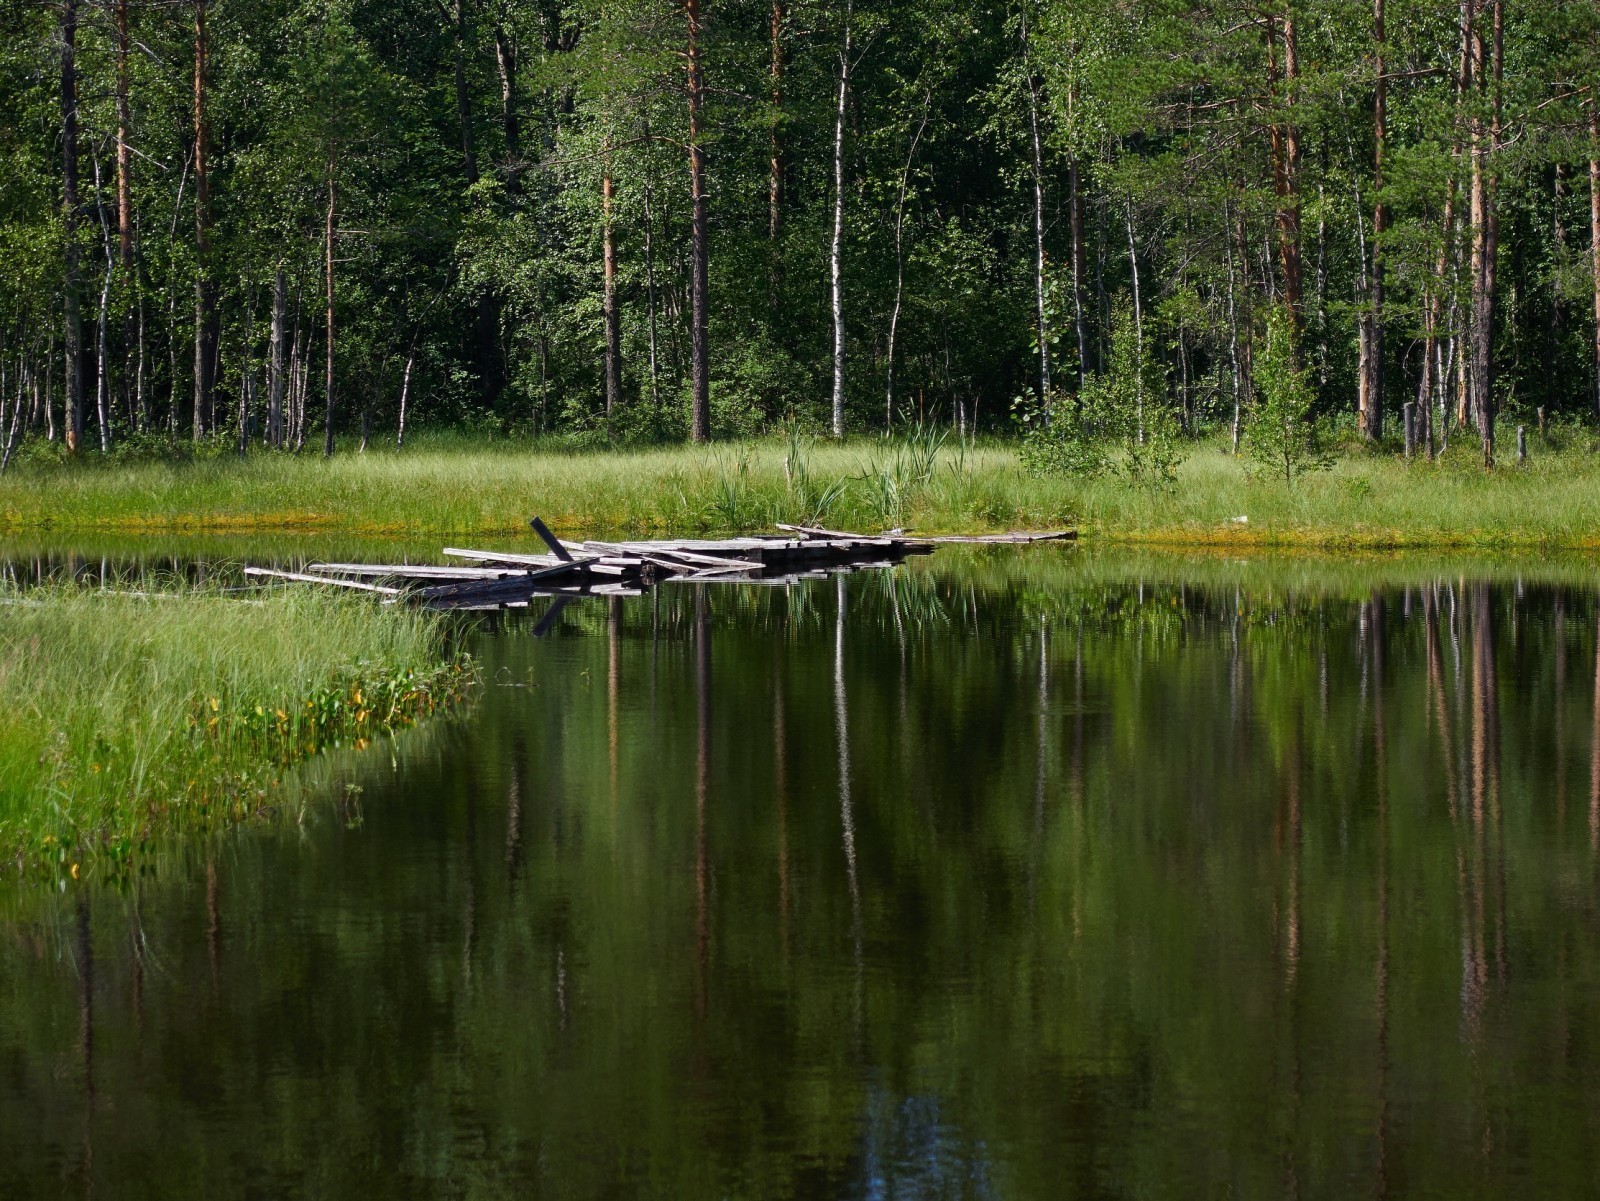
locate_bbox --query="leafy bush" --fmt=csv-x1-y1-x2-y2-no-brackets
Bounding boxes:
1014,301,1184,488
1246,305,1332,486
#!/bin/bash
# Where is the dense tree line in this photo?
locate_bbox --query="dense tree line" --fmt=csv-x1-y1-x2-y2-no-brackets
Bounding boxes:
3,0,1600,460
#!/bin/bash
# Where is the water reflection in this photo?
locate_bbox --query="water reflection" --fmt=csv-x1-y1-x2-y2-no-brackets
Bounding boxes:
2,553,1600,1196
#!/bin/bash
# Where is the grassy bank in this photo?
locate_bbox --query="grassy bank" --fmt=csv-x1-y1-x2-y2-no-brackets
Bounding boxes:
3,430,1600,548
0,584,473,877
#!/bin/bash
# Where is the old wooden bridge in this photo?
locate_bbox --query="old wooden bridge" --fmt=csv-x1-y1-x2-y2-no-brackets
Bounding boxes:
244,518,1074,611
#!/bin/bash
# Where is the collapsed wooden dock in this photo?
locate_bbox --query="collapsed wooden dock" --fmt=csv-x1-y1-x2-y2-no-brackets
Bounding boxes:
244,517,1074,611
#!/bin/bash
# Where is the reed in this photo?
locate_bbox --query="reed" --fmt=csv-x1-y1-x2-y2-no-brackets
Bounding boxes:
0,582,471,876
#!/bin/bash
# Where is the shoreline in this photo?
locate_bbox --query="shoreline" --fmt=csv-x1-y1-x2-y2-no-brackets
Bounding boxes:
4,514,1599,553
3,434,1599,552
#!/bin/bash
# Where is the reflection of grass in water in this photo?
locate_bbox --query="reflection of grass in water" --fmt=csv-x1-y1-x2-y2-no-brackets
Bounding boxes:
5,428,1600,547
0,583,473,879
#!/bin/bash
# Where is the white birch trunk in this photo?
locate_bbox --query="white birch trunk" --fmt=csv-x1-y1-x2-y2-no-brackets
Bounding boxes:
1023,14,1050,408
829,0,853,439
397,338,416,449
1125,195,1145,445
885,99,929,432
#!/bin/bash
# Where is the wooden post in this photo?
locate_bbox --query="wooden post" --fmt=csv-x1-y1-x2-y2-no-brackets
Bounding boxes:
529,516,573,561
1516,425,1526,463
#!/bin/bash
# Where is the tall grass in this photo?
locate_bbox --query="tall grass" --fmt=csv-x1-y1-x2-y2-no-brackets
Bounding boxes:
4,427,1600,547
0,583,471,876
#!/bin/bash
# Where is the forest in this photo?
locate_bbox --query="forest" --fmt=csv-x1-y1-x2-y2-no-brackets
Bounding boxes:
2,0,1599,465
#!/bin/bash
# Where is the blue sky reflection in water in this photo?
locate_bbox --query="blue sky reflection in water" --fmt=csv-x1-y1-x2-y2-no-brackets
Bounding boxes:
0,549,1598,1199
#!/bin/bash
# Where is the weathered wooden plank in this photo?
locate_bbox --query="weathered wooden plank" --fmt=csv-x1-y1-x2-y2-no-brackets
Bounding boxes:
775,521,1073,545
243,567,402,596
310,563,535,581
665,570,828,586
775,522,892,541
580,540,757,570
668,564,765,581
415,558,593,603
443,548,566,567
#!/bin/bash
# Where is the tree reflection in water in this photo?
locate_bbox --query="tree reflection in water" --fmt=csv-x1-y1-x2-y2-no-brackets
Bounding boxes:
0,550,1598,1198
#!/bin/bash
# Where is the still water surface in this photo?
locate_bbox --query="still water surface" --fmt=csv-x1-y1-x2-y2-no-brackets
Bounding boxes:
2,549,1599,1198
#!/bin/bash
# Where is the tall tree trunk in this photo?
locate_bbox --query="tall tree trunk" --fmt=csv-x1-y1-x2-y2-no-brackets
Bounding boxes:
1022,11,1050,406
829,0,853,439
642,157,661,413
397,332,417,449
193,0,215,441
1126,195,1145,445
1068,156,1089,388
135,273,146,431
453,0,478,185
1590,107,1600,426
1225,198,1244,454
686,0,710,442
114,0,135,437
459,0,506,409
238,289,254,457
1266,5,1304,341
1359,0,1387,440
493,13,520,191
1480,0,1502,466
61,0,84,454
885,97,929,432
92,151,113,453
602,138,621,427
1549,165,1568,414
114,0,133,269
1467,0,1500,464
1423,0,1471,452
1465,0,1485,434
1094,190,1107,368
165,284,177,433
323,154,336,457
268,266,286,447
1,355,25,475
769,0,783,307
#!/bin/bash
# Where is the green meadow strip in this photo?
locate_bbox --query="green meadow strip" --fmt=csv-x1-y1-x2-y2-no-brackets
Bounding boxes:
3,430,1600,548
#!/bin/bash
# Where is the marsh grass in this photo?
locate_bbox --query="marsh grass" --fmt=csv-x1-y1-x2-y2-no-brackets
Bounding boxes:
3,427,1600,547
0,582,472,877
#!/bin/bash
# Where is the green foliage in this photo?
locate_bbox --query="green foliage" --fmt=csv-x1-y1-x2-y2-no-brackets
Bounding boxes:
783,426,849,526
709,445,754,530
857,420,949,528
1246,306,1333,487
1016,302,1183,487
1014,386,1111,478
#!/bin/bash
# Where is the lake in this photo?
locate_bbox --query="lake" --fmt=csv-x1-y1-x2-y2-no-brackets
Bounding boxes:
1,546,1598,1198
